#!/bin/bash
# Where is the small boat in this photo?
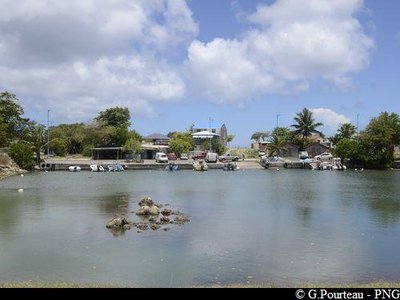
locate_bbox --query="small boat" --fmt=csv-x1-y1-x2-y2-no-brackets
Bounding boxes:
108,163,124,172
223,162,238,171
193,160,208,171
90,164,105,172
69,166,81,172
165,163,179,171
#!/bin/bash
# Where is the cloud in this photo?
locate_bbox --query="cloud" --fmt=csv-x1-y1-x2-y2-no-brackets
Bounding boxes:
186,0,374,105
310,108,351,135
0,0,197,122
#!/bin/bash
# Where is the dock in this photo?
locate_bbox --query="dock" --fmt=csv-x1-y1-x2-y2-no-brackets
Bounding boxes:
40,159,263,171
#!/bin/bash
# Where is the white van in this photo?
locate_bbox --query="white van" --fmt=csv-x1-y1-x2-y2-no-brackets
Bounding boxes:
205,152,218,163
155,152,168,163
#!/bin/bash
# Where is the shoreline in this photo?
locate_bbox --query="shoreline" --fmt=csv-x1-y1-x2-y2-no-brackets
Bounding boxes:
1,280,399,288
41,158,264,171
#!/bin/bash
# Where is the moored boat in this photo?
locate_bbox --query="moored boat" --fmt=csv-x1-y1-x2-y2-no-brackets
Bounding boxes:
193,160,208,171
108,163,124,172
90,164,105,172
69,166,81,172
223,162,238,171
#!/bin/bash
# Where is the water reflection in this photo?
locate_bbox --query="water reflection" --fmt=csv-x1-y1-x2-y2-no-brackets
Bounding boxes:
1,170,400,285
97,194,131,216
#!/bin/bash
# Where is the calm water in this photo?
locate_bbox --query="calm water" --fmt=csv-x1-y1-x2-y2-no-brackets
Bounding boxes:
1,169,400,287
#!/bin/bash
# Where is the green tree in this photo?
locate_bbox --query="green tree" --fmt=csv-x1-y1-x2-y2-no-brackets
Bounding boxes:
330,123,357,146
95,107,131,128
123,138,142,157
0,120,7,146
291,108,323,139
169,132,194,156
27,124,46,164
8,141,35,170
333,138,360,165
50,138,68,157
50,123,86,154
267,135,288,157
251,131,269,141
0,91,26,146
227,134,235,147
201,139,226,155
359,112,400,168
271,127,293,142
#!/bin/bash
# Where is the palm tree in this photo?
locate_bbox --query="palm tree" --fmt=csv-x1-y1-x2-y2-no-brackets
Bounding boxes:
267,135,288,157
226,134,235,148
28,124,46,164
291,108,323,139
337,123,356,139
28,124,60,164
251,131,269,141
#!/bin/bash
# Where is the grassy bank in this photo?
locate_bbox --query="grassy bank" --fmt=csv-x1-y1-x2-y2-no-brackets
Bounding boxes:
1,281,400,288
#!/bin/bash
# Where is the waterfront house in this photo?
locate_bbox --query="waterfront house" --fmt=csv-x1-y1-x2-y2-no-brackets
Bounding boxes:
92,147,123,160
306,143,330,158
144,133,171,146
192,130,221,151
192,122,228,146
279,142,300,158
295,130,325,143
141,133,170,159
252,136,269,152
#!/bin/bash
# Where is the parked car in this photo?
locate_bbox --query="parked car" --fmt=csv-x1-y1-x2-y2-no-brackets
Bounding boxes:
205,152,218,163
315,152,333,161
219,153,240,162
155,152,168,163
191,151,206,160
167,152,177,161
180,153,188,160
298,151,309,159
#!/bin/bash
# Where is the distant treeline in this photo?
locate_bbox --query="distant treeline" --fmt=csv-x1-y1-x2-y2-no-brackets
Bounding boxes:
1,91,400,169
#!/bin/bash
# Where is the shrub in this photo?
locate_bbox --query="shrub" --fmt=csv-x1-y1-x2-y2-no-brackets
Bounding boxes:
82,144,94,157
51,138,68,157
0,153,11,165
8,141,35,170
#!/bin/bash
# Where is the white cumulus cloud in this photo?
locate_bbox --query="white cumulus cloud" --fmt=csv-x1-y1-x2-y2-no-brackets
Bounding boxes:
310,108,351,135
186,0,374,105
0,0,197,122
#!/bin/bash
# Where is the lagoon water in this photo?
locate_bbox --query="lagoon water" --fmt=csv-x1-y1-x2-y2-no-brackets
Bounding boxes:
1,169,400,286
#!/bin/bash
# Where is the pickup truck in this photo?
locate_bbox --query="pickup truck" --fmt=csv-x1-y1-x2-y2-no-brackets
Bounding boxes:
218,153,240,162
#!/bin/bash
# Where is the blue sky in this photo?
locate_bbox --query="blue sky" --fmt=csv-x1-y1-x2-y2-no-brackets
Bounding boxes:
0,0,399,146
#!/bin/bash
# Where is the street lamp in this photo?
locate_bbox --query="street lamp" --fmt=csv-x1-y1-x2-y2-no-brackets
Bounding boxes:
208,117,214,152
47,109,50,159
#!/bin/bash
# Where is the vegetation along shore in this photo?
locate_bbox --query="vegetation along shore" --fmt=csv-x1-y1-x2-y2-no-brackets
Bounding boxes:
1,91,400,173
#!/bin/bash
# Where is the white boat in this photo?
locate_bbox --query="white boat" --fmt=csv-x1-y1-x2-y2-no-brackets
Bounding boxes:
108,163,124,172
90,164,105,172
69,166,81,172
165,163,179,171
193,160,208,171
223,162,238,171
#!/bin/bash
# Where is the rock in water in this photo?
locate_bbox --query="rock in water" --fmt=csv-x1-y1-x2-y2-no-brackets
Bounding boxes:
174,215,190,225
161,209,172,216
160,216,170,224
139,197,154,207
149,205,159,215
136,206,150,216
106,216,131,229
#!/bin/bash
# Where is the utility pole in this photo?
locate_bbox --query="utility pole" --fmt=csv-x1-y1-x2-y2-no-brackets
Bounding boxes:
356,113,359,136
209,117,212,152
276,114,280,128
47,109,50,159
